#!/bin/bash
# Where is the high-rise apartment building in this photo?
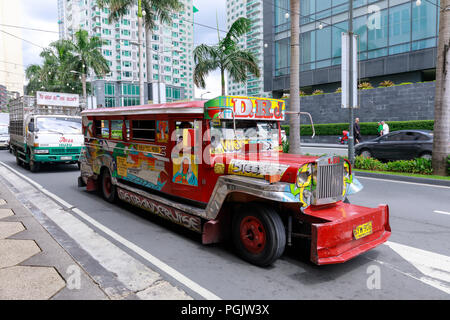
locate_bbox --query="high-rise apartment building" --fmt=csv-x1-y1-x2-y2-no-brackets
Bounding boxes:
226,0,269,97
58,0,195,107
0,0,25,95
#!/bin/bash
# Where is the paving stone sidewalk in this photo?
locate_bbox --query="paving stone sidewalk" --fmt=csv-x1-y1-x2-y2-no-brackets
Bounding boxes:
0,180,108,300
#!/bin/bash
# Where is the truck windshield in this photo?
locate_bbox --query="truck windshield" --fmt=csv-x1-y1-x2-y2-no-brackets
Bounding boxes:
36,117,82,134
210,120,280,154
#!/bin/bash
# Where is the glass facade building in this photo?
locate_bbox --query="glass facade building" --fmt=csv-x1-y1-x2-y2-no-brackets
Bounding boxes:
264,0,440,95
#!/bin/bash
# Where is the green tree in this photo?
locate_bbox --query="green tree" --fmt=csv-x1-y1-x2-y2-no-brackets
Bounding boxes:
193,17,260,96
68,30,110,103
25,40,83,95
97,0,183,104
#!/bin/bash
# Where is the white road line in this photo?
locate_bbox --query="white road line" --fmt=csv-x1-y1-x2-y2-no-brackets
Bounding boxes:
383,241,450,295
434,210,450,216
357,176,450,189
0,160,221,300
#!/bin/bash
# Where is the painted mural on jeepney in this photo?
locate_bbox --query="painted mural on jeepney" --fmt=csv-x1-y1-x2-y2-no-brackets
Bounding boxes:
287,163,314,208
156,121,169,143
228,159,289,179
172,154,198,187
204,96,285,121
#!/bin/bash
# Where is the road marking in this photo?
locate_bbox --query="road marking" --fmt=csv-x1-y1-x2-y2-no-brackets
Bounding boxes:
357,176,450,189
0,161,221,300
383,241,450,295
434,210,450,216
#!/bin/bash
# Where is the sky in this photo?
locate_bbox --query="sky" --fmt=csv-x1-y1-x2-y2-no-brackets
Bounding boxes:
13,0,228,99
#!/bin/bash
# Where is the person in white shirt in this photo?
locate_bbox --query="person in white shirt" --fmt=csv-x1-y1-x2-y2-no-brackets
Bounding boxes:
381,121,389,135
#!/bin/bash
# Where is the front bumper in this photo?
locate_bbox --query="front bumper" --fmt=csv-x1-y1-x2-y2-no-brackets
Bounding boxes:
305,202,391,265
34,154,80,163
0,142,9,148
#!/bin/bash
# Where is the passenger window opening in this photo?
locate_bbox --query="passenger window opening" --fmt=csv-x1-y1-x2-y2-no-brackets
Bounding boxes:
132,120,156,141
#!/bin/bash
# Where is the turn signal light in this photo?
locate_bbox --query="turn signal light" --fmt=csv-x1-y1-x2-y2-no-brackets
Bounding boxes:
265,174,281,184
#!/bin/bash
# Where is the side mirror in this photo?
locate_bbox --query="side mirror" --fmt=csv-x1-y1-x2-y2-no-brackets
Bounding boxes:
28,122,35,132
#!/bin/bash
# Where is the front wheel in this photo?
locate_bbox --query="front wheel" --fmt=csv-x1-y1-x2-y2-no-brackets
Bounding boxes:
29,160,40,173
232,203,286,267
360,149,372,158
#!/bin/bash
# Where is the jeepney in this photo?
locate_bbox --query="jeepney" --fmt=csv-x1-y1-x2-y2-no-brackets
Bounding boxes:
78,96,391,266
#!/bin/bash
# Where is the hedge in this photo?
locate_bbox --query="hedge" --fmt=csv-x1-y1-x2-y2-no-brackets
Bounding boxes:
354,156,433,175
282,120,434,136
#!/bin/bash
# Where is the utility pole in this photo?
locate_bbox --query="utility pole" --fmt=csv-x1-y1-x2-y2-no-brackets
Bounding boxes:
138,0,145,105
348,0,355,165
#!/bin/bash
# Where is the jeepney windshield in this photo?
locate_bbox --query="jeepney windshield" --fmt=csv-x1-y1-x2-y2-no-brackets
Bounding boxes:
36,117,82,134
209,120,280,154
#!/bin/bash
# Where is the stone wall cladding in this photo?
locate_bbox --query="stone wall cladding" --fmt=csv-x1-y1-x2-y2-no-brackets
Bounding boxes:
285,82,436,125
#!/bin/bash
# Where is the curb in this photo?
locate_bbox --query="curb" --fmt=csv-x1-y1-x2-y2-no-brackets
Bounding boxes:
354,170,450,187
301,143,348,149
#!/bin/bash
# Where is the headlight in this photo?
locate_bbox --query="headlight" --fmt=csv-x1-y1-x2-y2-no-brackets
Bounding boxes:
35,149,49,154
292,163,314,208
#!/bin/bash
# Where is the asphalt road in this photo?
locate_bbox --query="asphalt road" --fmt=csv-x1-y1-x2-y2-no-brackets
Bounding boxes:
1,149,449,300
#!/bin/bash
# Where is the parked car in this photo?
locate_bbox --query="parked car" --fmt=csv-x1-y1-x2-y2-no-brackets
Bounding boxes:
355,130,433,161
0,124,9,150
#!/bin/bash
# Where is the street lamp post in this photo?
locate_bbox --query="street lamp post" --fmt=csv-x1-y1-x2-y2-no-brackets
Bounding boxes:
201,91,210,100
348,0,355,165
137,1,146,105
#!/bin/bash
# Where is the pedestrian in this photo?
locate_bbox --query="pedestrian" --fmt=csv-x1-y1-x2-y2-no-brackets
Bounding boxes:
381,121,389,135
353,118,362,144
377,121,383,136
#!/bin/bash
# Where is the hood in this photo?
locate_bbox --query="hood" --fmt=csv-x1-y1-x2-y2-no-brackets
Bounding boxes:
211,152,319,184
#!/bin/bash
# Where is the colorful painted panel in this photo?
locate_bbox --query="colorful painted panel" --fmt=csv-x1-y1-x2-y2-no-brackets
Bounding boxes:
204,96,285,121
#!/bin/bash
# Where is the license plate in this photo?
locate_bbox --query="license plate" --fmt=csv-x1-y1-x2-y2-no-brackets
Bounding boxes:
61,156,72,160
353,221,373,240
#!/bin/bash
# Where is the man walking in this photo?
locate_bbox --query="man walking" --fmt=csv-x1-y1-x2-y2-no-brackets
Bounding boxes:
353,118,362,144
381,121,389,135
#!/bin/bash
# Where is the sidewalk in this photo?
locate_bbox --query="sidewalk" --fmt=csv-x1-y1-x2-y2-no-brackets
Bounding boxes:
0,178,108,300
0,162,194,300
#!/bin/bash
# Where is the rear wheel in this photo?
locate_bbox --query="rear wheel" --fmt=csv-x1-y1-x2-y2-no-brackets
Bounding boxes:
15,153,22,166
232,203,286,267
360,149,372,158
101,168,116,203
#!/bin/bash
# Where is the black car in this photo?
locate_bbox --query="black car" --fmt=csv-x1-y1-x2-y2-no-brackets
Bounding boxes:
355,130,433,161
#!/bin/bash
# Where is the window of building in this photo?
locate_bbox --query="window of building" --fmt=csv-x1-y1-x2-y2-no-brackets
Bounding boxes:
389,3,411,46
412,0,437,41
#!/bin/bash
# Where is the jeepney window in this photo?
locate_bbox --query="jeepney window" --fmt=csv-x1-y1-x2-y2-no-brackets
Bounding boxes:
132,120,155,141
95,120,110,139
209,120,280,154
175,121,194,145
125,120,130,140
111,120,123,140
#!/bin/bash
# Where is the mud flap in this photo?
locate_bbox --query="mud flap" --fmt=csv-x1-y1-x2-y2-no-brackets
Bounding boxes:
305,202,391,265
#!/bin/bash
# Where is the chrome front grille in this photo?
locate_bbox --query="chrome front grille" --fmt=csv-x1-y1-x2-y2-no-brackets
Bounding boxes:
314,157,344,205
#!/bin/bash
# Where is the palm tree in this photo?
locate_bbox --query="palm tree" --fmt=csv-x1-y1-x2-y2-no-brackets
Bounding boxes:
193,17,260,96
432,0,450,175
68,30,110,104
288,0,301,155
97,0,183,104
25,40,83,95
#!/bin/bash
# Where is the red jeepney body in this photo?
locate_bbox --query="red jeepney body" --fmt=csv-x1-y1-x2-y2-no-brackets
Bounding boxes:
79,96,390,265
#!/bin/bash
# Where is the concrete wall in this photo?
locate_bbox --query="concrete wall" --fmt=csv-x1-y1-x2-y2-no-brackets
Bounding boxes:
284,81,435,125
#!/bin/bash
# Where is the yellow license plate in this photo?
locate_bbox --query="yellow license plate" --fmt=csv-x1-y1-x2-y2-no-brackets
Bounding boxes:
353,221,373,240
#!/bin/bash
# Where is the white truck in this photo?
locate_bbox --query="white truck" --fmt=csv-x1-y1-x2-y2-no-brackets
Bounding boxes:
9,93,84,172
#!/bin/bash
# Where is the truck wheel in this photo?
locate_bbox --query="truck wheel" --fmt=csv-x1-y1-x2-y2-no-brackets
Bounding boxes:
29,160,40,173
101,168,116,203
232,203,286,267
15,153,21,166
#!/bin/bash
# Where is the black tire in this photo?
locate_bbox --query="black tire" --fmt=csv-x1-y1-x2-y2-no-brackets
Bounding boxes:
343,197,350,204
15,153,22,166
29,160,40,173
101,168,116,203
419,152,432,160
232,203,286,267
360,149,372,158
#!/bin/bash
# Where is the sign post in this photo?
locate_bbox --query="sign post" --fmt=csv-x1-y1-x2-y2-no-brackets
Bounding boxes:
341,1,358,165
